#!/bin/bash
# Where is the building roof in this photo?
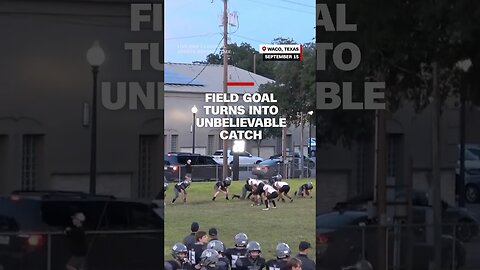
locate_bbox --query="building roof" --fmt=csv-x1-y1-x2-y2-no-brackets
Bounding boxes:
164,62,274,94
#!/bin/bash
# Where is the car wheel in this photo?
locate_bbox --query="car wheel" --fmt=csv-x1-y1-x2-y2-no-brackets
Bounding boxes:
255,160,262,164
456,221,475,242
465,184,479,203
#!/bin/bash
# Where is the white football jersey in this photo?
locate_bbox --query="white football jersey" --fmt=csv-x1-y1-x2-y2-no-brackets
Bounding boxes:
263,184,276,194
274,181,289,189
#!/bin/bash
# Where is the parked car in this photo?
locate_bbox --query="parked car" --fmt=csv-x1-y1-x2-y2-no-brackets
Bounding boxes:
269,153,315,169
0,190,163,270
463,174,480,203
164,153,226,182
211,150,263,165
252,159,283,179
333,191,480,242
456,144,480,176
253,158,310,179
316,210,466,270
308,137,316,156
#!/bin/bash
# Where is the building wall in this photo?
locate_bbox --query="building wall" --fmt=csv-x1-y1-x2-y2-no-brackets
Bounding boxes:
164,91,316,159
316,98,480,211
0,1,164,198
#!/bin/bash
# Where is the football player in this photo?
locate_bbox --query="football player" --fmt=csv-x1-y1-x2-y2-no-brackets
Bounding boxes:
232,178,257,200
225,233,249,269
251,180,266,207
272,178,293,203
207,240,230,270
266,243,291,270
172,178,191,204
294,182,314,198
198,249,220,270
212,177,232,201
165,243,194,270
261,183,279,211
235,241,266,270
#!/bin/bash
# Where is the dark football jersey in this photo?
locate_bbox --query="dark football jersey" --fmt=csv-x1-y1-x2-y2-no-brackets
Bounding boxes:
265,259,288,270
165,260,194,270
225,248,248,268
235,256,266,270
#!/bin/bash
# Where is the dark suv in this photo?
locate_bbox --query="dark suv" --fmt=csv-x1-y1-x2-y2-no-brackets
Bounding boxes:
0,190,163,270
164,153,227,182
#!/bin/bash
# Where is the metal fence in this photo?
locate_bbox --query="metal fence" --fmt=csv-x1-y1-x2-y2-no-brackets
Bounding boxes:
0,229,163,270
317,222,479,270
167,162,315,182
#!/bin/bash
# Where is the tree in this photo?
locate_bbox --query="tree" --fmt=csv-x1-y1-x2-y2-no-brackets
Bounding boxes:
206,42,275,79
316,0,480,146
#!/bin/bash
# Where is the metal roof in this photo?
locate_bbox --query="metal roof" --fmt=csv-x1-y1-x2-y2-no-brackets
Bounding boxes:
164,63,275,94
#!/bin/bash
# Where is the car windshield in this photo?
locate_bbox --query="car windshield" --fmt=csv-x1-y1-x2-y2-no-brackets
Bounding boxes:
259,159,281,165
213,151,223,156
469,148,480,160
316,212,367,228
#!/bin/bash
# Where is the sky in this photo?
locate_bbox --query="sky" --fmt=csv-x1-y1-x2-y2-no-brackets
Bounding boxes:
165,0,315,64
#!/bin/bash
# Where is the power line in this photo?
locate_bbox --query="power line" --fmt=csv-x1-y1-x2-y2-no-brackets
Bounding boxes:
165,33,221,40
277,0,315,8
230,34,269,44
185,37,224,85
243,0,314,15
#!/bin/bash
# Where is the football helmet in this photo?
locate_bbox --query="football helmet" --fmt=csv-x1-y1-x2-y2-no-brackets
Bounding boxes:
275,243,291,259
234,232,249,247
171,243,188,260
200,249,219,266
207,240,225,253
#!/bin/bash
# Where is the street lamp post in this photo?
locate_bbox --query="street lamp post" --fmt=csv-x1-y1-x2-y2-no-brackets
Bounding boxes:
456,59,472,207
232,140,245,181
86,41,105,195
307,111,314,158
191,105,198,154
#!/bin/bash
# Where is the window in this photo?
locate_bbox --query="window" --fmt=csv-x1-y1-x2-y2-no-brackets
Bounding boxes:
218,135,223,150
22,135,42,191
171,135,178,152
208,135,215,155
105,203,129,229
139,136,155,198
127,203,162,229
286,134,292,152
41,201,108,230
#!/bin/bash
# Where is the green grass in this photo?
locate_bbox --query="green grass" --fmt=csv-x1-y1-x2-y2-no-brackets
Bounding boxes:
164,179,316,262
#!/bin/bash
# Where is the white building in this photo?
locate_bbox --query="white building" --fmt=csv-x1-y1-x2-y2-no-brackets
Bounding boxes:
164,63,315,159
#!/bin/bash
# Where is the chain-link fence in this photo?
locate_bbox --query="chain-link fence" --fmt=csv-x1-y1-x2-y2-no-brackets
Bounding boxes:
0,229,163,270
166,162,315,182
317,222,480,270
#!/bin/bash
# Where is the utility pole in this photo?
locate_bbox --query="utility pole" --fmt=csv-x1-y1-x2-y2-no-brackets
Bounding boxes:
459,83,466,207
222,0,229,180
375,109,387,270
300,112,304,178
282,127,287,178
432,62,442,270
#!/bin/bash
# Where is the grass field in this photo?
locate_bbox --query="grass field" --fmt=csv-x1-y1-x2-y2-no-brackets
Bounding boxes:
164,178,316,261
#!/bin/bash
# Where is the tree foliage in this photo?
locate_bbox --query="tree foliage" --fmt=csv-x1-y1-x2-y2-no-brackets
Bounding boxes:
316,0,480,146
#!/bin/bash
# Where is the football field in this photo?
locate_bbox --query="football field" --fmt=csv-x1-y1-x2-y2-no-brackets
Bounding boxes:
164,179,316,261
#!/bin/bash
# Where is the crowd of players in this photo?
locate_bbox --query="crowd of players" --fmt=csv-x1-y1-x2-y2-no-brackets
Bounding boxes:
165,222,316,270
164,174,314,210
